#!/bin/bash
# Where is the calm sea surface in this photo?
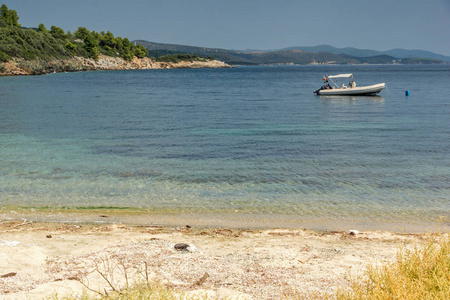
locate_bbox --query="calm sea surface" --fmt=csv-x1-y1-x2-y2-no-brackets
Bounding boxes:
1,65,449,229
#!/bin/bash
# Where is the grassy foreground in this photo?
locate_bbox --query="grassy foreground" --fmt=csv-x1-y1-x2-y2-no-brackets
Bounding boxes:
335,233,450,300
50,233,449,300
50,283,183,300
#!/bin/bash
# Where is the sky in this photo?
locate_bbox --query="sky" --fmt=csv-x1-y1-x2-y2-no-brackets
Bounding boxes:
3,0,450,56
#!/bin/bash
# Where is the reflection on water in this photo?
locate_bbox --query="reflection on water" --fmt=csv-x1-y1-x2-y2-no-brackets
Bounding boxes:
319,95,385,103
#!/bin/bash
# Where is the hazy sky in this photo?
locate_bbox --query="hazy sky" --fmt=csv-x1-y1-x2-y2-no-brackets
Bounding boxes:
3,0,450,56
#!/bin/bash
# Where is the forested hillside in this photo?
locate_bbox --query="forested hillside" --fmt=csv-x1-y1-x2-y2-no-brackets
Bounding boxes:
0,4,148,63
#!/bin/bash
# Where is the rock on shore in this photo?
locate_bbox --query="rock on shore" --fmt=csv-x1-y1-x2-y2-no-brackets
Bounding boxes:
0,54,231,76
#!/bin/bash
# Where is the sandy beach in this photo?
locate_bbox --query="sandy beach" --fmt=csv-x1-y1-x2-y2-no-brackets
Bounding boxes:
0,219,442,300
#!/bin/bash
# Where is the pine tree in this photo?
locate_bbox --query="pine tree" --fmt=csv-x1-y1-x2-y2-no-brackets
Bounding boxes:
0,4,21,27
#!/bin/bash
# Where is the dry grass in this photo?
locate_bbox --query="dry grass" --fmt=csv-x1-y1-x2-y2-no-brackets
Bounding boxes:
47,282,183,300
335,233,450,300
95,283,183,300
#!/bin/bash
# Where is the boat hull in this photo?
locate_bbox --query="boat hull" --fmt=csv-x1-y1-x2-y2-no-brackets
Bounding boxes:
315,83,385,96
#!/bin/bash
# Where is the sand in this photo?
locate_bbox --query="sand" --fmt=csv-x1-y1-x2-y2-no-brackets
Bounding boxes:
0,220,442,300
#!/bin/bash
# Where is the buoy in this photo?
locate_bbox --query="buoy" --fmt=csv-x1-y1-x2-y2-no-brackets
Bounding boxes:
405,90,410,96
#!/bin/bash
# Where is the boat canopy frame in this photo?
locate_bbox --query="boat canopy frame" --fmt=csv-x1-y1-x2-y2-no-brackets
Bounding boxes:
326,73,353,89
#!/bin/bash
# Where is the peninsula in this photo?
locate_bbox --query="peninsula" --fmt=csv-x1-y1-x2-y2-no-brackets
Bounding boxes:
0,4,230,76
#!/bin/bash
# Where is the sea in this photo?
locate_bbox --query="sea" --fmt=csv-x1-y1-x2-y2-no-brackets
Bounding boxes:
1,64,449,231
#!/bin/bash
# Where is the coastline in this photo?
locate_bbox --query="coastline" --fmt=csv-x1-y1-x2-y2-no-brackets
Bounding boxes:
0,54,231,76
0,220,439,299
1,208,448,234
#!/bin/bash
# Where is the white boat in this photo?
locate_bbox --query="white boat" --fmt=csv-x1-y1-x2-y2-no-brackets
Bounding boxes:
314,73,385,96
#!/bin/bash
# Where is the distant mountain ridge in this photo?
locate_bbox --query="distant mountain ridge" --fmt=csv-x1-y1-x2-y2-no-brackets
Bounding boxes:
135,41,448,65
282,45,450,62
135,40,256,65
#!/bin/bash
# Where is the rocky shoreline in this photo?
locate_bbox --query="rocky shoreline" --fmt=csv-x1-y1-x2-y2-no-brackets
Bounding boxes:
0,54,231,76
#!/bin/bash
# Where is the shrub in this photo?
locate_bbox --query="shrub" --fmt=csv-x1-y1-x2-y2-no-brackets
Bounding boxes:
0,50,10,62
65,42,76,54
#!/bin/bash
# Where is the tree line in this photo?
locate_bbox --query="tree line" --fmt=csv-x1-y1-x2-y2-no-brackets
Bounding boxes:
0,4,148,62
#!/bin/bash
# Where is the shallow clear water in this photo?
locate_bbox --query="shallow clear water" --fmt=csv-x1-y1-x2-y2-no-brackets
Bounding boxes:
1,65,449,226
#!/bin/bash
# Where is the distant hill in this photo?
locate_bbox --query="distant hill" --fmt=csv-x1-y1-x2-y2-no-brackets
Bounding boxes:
135,41,388,65
383,49,450,62
283,45,381,57
135,40,256,65
282,45,450,62
136,41,445,65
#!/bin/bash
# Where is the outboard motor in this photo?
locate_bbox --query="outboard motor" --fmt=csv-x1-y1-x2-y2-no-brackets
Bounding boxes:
314,76,331,94
314,84,330,94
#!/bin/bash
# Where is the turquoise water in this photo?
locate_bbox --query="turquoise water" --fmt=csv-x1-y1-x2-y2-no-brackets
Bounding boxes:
1,65,449,227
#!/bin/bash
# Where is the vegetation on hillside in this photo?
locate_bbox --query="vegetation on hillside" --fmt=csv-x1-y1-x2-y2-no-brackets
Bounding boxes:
0,3,148,62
